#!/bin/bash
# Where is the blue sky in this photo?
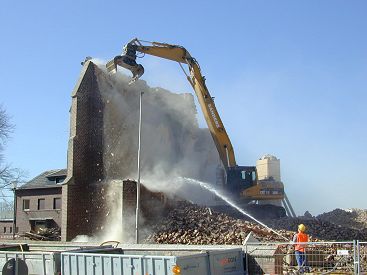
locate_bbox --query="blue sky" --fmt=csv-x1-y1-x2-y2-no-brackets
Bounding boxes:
1,1,366,215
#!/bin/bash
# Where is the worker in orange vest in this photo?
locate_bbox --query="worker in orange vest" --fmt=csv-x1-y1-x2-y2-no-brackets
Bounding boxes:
293,224,309,273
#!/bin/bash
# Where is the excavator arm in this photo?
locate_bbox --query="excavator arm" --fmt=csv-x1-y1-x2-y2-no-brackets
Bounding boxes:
106,38,236,169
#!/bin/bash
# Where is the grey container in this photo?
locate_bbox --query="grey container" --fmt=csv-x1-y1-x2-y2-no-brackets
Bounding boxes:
0,251,60,275
61,248,244,275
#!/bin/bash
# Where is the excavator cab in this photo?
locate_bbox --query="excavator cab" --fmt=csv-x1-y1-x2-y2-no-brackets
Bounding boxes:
226,166,256,190
225,166,257,201
226,166,284,202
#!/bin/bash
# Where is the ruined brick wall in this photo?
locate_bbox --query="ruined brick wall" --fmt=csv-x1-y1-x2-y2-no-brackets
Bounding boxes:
121,180,167,242
62,61,105,241
121,180,137,242
61,61,169,241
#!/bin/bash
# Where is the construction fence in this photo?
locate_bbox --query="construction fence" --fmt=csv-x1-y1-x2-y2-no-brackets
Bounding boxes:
359,241,367,274
244,241,367,275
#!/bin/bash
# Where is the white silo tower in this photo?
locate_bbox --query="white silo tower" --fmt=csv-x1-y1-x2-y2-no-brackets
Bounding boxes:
256,154,281,182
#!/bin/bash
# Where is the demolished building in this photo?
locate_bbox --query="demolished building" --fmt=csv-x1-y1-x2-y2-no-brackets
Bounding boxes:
61,60,220,241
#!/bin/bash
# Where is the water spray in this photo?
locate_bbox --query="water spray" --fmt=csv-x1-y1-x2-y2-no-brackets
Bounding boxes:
180,177,290,241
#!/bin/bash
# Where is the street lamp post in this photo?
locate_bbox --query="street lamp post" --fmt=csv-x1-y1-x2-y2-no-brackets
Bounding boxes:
12,181,17,240
135,91,143,244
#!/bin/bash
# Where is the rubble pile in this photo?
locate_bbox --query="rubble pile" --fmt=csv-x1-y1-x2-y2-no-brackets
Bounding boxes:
145,202,296,244
38,227,61,241
145,202,367,244
317,208,367,230
266,217,367,241
23,227,61,241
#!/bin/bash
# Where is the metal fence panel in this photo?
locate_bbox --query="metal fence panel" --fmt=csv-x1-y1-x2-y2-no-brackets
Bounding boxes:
359,241,367,275
244,241,357,275
0,251,60,275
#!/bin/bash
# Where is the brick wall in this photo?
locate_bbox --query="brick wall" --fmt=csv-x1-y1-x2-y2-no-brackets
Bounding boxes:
121,179,167,242
16,187,62,235
62,61,105,241
0,220,14,239
121,180,137,242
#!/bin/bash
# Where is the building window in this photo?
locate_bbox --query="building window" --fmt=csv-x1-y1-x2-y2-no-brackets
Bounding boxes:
53,198,61,209
3,227,6,233
252,171,257,181
56,177,65,184
38,198,45,210
9,227,12,233
23,199,30,210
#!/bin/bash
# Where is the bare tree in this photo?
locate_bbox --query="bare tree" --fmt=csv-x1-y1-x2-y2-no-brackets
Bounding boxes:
0,105,26,191
0,105,14,183
0,105,14,153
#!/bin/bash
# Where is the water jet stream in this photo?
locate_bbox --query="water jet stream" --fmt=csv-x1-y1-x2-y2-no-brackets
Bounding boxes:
180,177,289,241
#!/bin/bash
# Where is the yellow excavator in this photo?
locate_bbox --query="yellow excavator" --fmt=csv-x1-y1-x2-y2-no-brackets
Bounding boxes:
106,38,284,205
